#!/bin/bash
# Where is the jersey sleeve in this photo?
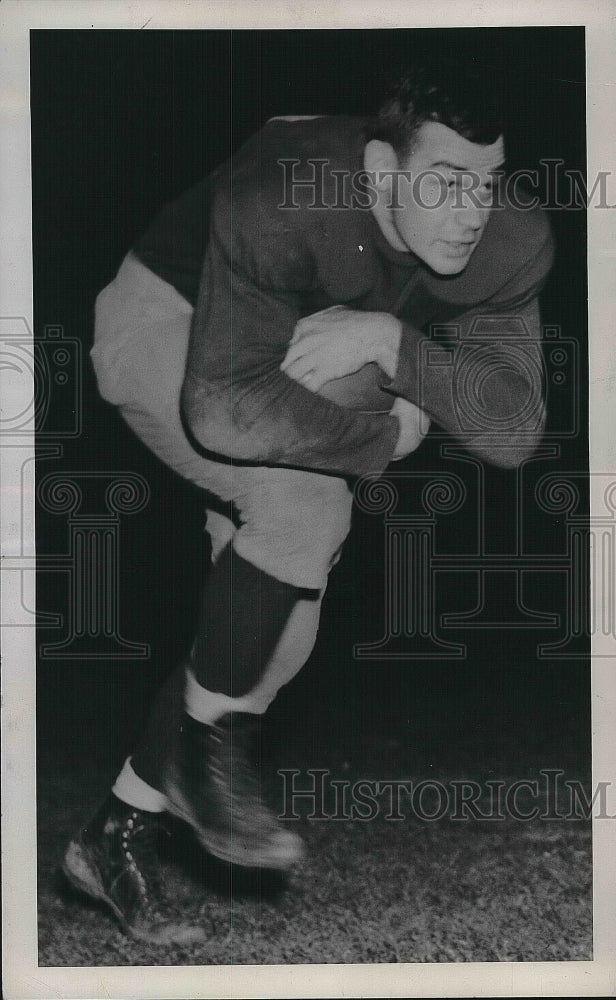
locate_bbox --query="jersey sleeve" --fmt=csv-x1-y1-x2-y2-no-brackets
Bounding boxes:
181,185,399,477
385,218,555,467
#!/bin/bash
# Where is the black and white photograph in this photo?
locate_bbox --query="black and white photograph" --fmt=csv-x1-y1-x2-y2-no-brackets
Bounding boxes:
2,2,615,998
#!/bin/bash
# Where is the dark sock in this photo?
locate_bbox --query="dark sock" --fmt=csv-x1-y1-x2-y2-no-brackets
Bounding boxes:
190,544,315,697
130,665,186,791
130,547,315,790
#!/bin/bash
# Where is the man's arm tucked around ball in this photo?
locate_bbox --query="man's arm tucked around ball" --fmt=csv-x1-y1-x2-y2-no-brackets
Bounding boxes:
281,236,553,469
180,187,410,478
280,305,429,461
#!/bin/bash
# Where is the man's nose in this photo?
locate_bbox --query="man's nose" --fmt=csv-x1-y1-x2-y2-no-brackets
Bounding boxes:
455,202,484,232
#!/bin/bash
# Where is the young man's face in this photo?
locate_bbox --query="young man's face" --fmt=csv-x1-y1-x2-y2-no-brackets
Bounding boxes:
381,121,505,275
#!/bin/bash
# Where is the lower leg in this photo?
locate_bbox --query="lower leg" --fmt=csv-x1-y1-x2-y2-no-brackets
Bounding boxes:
126,664,186,800
122,546,322,799
240,593,324,713
187,542,316,702
118,544,316,867
161,546,316,867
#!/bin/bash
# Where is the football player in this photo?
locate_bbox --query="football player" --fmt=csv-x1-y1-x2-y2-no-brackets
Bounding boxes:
62,57,552,941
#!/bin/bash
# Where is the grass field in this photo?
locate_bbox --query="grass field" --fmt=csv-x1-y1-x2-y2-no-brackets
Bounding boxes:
35,482,593,966
37,634,592,967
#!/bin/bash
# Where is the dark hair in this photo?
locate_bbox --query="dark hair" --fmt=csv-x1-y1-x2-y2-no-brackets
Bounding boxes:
369,57,504,161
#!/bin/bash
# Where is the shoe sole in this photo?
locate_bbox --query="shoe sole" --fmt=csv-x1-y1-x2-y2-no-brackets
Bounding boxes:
163,766,304,869
62,839,132,934
61,839,206,945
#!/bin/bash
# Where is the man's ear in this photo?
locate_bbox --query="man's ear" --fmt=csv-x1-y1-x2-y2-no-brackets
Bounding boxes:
364,139,400,190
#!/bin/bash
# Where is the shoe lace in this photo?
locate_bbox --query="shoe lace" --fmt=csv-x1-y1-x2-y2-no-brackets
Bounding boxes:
120,813,168,906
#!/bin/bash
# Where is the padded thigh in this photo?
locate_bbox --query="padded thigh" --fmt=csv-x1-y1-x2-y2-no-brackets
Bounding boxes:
92,253,353,590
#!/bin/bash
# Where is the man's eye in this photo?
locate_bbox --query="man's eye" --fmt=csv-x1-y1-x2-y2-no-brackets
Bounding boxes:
480,182,497,201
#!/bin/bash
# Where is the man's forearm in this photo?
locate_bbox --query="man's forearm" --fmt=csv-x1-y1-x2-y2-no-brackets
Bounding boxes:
385,314,546,468
181,366,400,478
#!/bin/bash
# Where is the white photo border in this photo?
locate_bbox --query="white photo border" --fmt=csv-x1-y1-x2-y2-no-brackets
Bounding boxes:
1,2,614,997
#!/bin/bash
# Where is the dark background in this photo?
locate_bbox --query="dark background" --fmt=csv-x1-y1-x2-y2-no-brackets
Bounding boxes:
31,28,589,787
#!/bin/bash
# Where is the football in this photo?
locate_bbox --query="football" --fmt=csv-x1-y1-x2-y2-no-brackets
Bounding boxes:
313,361,395,413
289,305,396,413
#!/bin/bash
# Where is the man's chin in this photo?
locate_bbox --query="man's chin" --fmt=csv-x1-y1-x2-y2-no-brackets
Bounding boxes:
429,255,471,276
